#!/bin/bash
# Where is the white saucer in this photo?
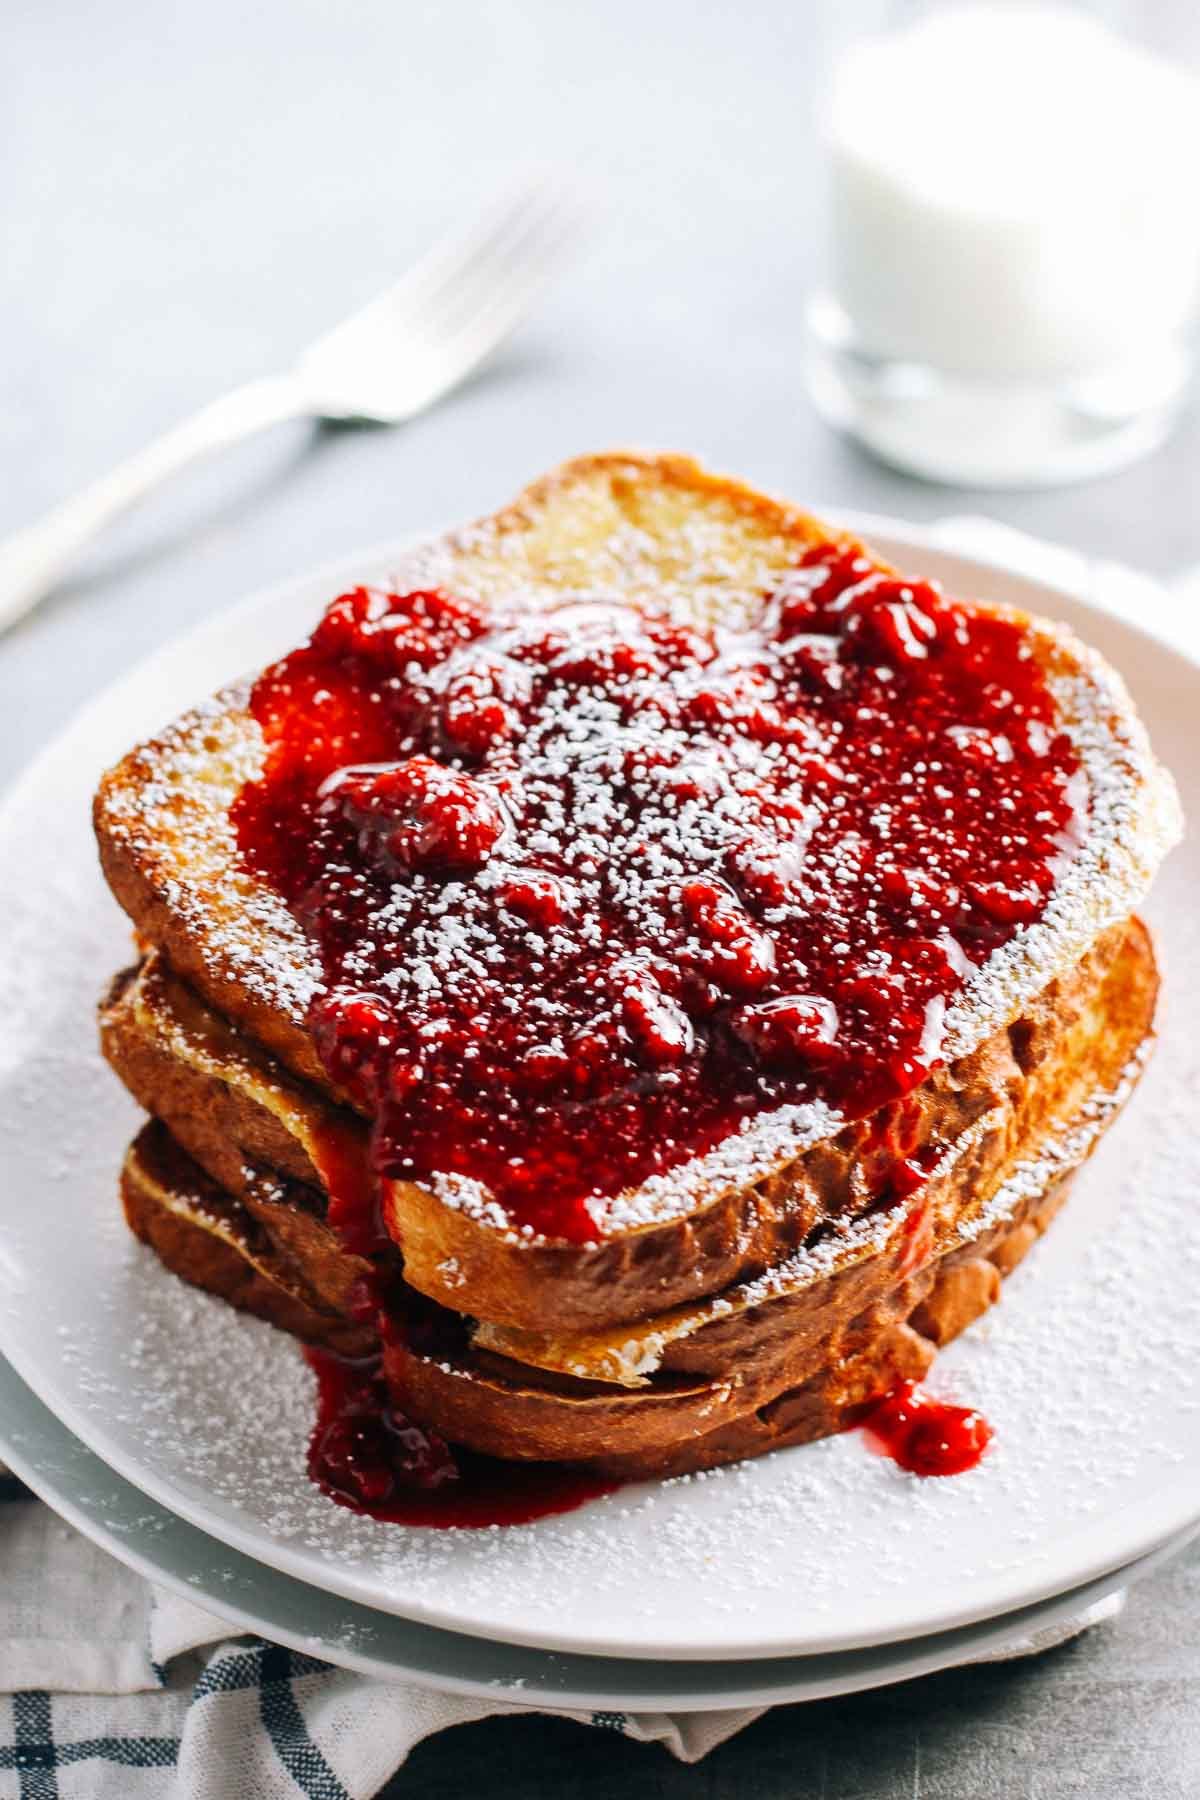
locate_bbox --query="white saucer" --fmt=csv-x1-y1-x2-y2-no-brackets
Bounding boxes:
2,1351,1192,1712
0,520,1197,1662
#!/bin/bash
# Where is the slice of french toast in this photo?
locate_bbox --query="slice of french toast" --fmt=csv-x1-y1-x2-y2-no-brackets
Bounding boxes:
120,1122,374,1358
117,906,1155,1480
94,453,1181,1343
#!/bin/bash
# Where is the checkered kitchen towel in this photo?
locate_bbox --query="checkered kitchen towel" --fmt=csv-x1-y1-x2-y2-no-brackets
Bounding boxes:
4,524,1187,1799
0,1467,1126,1800
0,1464,751,1800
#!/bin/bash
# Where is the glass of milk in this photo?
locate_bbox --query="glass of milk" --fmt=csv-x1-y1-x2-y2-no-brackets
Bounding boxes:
805,4,1200,487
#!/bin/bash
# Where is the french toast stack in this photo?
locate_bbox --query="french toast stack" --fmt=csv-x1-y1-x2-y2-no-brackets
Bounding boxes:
94,455,1181,1495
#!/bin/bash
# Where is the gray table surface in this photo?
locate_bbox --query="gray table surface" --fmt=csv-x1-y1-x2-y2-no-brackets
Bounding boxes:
4,2,1198,1794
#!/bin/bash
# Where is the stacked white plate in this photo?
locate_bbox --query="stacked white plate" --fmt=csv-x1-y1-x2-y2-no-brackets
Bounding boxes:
2,521,1198,1710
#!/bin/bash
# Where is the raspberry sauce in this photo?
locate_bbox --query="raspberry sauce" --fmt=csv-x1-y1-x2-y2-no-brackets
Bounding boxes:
305,1120,379,1259
305,1347,615,1527
235,544,1086,1242
860,1381,993,1477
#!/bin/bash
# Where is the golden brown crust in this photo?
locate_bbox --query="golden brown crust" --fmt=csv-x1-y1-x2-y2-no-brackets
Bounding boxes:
100,957,364,1199
100,958,375,1322
94,695,334,1097
113,1117,1073,1479
121,1123,374,1357
101,964,324,1194
581,1170,1075,1483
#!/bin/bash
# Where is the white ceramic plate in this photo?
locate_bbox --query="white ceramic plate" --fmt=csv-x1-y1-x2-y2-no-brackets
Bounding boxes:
0,522,1197,1663
3,1349,1193,1711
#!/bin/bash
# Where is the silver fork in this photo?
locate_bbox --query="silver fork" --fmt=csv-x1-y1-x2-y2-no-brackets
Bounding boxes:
0,176,579,635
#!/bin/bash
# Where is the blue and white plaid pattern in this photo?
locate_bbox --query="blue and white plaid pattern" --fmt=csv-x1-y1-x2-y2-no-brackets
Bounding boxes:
1,1644,372,1800
6,1688,179,1797
0,1466,1127,1800
0,1475,750,1799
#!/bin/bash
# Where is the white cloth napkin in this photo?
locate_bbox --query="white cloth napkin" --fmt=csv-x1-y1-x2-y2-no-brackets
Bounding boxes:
3,516,1181,1800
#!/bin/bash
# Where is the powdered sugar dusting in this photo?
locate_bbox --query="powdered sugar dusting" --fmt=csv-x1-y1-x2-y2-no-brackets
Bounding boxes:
98,692,319,1028
1,498,1196,1657
96,486,1180,1242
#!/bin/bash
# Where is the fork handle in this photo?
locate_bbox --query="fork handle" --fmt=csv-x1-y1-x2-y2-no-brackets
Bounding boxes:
0,372,305,635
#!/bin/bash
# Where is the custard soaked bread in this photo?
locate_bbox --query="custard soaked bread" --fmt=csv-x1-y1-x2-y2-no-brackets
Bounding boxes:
94,453,1181,1501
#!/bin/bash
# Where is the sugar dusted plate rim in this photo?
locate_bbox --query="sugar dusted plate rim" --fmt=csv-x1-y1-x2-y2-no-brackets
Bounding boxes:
2,1347,1194,1708
0,514,1198,1661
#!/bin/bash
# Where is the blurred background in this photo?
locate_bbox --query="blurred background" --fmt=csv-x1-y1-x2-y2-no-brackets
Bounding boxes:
4,0,1200,783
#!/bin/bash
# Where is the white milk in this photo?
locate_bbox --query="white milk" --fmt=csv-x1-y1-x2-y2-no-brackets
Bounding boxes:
807,5,1200,484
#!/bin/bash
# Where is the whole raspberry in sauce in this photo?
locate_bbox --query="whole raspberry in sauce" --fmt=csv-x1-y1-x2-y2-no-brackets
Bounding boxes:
860,1381,993,1477
235,545,1086,1243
